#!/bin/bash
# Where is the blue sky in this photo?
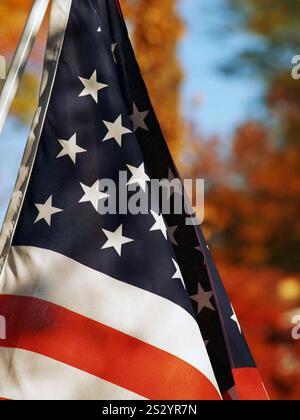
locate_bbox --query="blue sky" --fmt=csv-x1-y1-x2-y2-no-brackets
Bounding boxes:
178,0,264,138
0,0,263,226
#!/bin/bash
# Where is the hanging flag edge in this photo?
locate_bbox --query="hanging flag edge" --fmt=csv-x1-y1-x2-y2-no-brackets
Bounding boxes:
0,0,73,275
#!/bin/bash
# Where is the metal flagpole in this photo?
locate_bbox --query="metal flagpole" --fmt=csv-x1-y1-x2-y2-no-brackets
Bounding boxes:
0,0,49,136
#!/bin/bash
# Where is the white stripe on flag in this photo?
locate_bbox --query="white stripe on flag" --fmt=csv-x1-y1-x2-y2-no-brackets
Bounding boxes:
0,347,145,400
0,245,220,394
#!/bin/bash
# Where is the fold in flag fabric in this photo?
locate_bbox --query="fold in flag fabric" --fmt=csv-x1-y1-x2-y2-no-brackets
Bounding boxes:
0,0,268,400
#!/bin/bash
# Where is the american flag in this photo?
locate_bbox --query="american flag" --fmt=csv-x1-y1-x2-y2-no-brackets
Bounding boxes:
0,0,268,400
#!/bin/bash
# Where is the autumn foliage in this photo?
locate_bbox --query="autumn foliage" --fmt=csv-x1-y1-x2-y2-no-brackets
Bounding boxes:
1,0,300,400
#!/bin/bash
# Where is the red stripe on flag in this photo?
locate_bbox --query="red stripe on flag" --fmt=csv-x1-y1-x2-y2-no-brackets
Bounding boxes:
232,368,269,400
0,295,220,400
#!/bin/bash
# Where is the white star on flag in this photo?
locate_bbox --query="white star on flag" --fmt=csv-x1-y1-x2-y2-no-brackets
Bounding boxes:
97,26,102,32
231,304,242,334
102,115,132,147
101,225,134,256
79,180,110,211
79,70,108,103
191,284,215,314
111,43,118,63
57,133,87,164
150,211,168,239
34,195,63,227
127,163,150,192
172,259,186,289
130,103,150,132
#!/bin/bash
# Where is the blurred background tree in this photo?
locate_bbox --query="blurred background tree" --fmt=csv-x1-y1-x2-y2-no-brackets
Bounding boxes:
0,0,33,54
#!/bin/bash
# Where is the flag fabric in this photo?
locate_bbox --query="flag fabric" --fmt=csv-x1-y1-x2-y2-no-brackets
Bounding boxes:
0,0,267,400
